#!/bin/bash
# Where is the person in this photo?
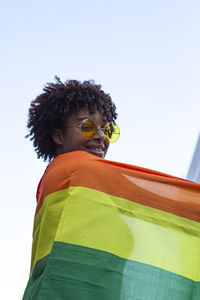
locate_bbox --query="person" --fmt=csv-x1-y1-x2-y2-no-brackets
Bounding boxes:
23,77,122,300
26,76,120,163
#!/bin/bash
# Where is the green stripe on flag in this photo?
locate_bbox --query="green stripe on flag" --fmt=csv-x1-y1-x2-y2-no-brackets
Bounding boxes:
23,242,200,300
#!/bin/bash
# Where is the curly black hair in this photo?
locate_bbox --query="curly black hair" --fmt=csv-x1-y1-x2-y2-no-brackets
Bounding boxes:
26,76,118,161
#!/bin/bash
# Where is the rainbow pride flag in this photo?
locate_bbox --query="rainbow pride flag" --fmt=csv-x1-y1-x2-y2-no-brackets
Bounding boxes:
23,151,200,299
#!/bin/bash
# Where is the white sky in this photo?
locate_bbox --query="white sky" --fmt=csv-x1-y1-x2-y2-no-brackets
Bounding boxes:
1,0,200,298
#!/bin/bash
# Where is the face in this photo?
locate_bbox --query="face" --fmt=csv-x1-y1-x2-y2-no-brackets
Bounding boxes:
53,108,110,158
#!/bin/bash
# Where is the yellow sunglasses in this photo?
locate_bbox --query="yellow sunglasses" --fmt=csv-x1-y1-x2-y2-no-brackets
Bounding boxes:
65,118,120,143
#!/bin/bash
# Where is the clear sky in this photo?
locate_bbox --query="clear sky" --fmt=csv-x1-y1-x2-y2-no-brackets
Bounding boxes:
1,0,200,298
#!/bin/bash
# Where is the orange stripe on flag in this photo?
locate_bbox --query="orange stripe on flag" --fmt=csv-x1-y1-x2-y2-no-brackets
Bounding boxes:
36,151,200,222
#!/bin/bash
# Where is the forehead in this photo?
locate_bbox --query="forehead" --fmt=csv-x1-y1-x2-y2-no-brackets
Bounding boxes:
67,107,107,123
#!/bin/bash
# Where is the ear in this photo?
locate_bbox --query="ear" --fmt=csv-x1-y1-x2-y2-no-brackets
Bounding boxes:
52,129,64,146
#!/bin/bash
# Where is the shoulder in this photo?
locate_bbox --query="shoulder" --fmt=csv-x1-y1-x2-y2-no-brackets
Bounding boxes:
42,151,102,195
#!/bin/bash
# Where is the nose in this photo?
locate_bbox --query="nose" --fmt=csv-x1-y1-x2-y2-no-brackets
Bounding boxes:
93,128,105,141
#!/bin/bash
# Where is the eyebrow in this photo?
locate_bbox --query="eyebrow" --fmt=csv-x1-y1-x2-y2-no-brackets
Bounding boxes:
76,117,108,126
77,116,91,121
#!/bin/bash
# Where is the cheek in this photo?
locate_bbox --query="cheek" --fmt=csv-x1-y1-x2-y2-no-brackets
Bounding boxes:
104,139,110,151
62,131,79,151
66,133,86,150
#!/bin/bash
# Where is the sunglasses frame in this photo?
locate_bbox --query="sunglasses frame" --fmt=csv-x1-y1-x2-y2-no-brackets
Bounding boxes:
64,118,120,143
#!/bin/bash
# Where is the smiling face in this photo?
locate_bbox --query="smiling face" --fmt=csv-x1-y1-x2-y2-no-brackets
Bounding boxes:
53,107,110,158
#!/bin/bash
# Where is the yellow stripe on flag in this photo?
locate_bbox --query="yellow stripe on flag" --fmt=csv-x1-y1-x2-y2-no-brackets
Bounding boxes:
32,186,200,281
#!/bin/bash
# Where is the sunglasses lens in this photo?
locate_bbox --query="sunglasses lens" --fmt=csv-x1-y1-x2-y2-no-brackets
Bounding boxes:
81,119,97,138
104,123,120,143
80,119,120,142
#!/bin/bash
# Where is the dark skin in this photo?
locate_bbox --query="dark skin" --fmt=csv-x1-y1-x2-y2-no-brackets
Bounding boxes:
52,107,110,158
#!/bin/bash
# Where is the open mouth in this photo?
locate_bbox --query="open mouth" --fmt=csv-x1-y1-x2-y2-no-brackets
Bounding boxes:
83,145,105,157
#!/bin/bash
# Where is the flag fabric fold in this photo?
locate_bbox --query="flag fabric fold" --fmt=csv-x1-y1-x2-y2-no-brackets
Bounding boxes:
23,151,200,299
